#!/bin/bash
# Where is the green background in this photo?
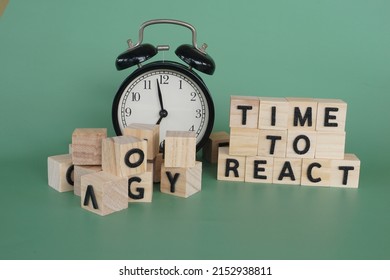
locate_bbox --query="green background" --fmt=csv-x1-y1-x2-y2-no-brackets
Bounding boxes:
1,0,389,259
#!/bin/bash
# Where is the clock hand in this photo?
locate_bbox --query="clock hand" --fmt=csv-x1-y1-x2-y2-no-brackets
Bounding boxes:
156,79,168,124
156,79,165,111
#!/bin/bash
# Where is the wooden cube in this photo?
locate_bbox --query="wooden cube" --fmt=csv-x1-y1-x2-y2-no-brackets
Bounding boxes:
258,129,287,157
273,158,302,185
301,158,332,187
245,156,274,183
229,127,259,156
286,98,318,131
286,130,317,158
72,128,107,165
123,123,159,160
151,153,163,183
258,97,289,130
164,131,196,168
330,154,360,188
217,146,246,181
315,131,346,159
316,99,347,132
81,171,128,216
74,165,102,196
128,164,153,203
202,131,230,163
230,96,260,128
102,136,147,177
48,154,74,192
160,161,202,198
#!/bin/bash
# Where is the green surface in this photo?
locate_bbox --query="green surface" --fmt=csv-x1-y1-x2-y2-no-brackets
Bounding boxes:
1,0,389,259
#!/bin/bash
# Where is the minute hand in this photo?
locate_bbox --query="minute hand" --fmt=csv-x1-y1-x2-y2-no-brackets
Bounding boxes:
156,80,165,110
156,80,168,125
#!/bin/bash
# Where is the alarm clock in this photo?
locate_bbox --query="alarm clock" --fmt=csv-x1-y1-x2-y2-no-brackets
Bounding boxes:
112,19,215,151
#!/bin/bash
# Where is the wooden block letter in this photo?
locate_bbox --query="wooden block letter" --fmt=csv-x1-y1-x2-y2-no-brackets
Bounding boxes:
202,131,230,163
217,147,246,182
164,131,196,168
245,156,274,184
72,128,107,165
316,99,347,132
74,165,102,196
160,161,202,198
81,171,128,216
102,136,147,177
229,127,259,156
315,131,346,159
127,164,153,203
258,129,287,157
286,130,317,158
258,97,289,130
273,158,302,185
123,123,159,160
330,154,360,188
230,96,260,128
48,154,74,192
287,98,318,131
301,158,332,187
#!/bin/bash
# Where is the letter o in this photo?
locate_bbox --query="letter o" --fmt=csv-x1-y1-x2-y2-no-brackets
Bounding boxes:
124,148,145,168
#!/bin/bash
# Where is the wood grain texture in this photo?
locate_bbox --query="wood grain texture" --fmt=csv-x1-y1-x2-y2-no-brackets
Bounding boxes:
315,99,347,132
286,130,317,158
217,146,246,182
315,131,346,159
229,127,259,156
258,129,287,157
128,164,153,203
286,98,318,131
301,158,332,187
245,156,274,183
258,97,289,130
330,154,360,188
164,131,196,168
73,165,102,196
123,123,159,160
202,131,230,163
102,136,147,177
72,128,107,165
151,153,163,183
47,154,74,192
160,161,202,198
80,171,128,216
230,95,260,128
272,158,303,185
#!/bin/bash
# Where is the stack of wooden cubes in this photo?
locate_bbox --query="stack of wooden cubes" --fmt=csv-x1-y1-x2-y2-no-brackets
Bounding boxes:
217,96,360,188
160,131,202,198
48,125,202,216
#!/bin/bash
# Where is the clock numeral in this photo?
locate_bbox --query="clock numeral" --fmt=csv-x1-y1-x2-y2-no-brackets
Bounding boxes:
195,109,202,119
144,80,151,90
125,107,132,117
189,125,195,131
131,92,141,102
159,75,169,84
179,80,183,89
190,92,196,101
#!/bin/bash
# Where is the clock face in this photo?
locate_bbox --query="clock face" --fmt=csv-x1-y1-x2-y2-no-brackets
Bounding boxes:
112,62,214,150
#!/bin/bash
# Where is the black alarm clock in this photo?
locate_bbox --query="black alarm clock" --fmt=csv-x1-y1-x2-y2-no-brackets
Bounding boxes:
112,19,215,151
